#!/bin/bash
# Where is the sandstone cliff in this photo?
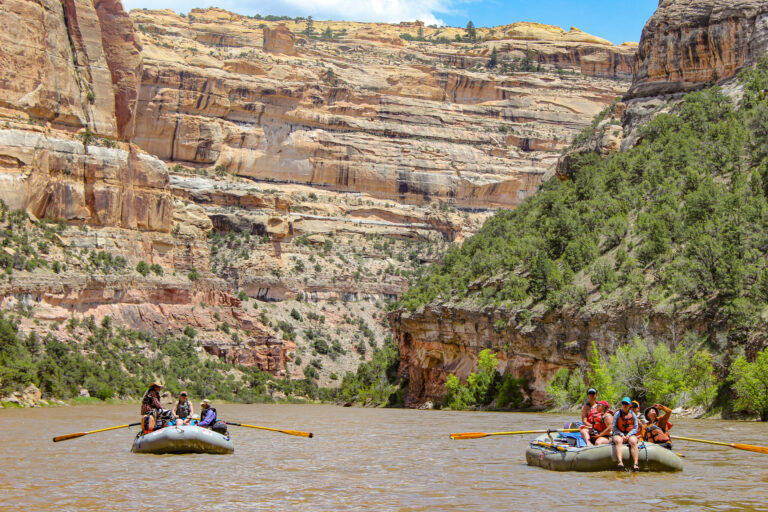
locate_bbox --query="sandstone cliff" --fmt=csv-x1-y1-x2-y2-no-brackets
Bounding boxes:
129,8,632,210
393,0,768,409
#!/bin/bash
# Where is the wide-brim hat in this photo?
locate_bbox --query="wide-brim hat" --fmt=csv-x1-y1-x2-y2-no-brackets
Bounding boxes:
150,381,164,388
645,406,659,418
200,399,211,407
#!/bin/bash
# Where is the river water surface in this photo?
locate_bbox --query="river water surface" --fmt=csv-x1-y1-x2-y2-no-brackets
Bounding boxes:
1,404,766,511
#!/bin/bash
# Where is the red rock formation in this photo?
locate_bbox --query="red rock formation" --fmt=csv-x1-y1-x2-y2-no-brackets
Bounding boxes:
94,0,143,140
627,0,768,99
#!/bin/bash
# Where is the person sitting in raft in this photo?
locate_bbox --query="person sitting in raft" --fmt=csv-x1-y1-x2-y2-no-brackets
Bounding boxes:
173,391,194,425
585,400,613,446
631,400,647,437
141,381,175,431
578,387,599,445
643,404,673,450
198,399,217,429
612,396,640,471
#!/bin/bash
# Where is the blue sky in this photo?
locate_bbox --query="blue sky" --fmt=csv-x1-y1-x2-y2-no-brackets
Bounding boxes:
123,0,658,45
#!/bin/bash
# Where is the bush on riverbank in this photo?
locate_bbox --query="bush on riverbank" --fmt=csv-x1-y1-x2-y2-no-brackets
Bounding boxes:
442,349,527,410
546,338,718,411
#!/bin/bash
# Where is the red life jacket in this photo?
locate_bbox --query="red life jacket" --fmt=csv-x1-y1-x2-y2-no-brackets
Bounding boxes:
587,408,608,433
643,423,670,443
615,410,635,434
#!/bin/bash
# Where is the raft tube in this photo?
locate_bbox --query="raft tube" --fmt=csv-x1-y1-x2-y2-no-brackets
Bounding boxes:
526,434,682,472
132,424,234,455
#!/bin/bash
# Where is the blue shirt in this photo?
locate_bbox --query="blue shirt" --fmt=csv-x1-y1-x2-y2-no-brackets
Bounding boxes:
612,409,639,437
198,408,216,427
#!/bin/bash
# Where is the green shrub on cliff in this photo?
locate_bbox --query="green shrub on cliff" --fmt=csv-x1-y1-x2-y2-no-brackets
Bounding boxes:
442,349,527,410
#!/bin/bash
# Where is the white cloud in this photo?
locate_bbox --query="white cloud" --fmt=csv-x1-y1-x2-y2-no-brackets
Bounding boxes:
123,0,455,25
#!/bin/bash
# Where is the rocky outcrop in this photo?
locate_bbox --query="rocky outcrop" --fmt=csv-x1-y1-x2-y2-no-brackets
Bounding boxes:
129,8,632,210
391,300,712,408
627,0,768,100
0,129,172,231
263,24,296,56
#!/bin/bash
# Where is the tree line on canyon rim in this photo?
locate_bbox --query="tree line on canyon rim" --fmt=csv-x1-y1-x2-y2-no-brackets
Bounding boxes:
400,56,768,420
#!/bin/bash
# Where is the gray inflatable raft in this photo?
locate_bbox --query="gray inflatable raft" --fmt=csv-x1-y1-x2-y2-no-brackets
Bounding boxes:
526,434,682,472
132,425,234,454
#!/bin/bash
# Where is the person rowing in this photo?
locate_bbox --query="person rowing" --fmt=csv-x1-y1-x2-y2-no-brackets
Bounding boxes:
643,403,673,449
612,396,640,471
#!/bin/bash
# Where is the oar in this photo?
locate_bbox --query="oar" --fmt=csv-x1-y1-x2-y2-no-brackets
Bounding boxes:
53,422,141,443
673,435,768,455
227,422,313,438
449,428,579,440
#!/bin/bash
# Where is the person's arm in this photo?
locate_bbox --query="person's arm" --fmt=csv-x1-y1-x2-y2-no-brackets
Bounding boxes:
598,413,612,437
199,409,214,427
656,404,672,430
189,403,195,417
627,412,639,437
581,403,591,427
612,411,620,436
151,393,163,410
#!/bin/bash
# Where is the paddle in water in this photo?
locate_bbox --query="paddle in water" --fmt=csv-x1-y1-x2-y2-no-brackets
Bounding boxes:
449,428,579,440
52,422,141,443
227,422,313,438
673,435,768,455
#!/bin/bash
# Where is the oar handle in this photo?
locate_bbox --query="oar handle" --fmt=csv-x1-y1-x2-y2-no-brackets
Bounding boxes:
449,428,579,440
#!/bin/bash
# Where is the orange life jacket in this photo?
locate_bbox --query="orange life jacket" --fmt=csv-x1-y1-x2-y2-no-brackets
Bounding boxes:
643,423,670,443
615,410,635,434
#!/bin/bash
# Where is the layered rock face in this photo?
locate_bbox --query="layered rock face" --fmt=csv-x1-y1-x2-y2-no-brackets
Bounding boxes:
627,0,768,100
0,0,291,378
129,9,632,210
394,0,768,408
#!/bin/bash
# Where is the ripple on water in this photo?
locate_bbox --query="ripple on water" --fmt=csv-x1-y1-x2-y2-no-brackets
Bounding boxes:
3,405,768,511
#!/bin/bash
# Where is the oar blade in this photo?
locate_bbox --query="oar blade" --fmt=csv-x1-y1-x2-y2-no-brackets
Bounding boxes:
449,432,488,440
280,429,313,438
733,443,768,454
52,432,87,443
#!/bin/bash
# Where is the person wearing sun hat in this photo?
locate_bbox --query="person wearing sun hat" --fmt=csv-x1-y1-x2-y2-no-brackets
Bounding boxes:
642,403,673,449
612,396,640,471
140,381,165,416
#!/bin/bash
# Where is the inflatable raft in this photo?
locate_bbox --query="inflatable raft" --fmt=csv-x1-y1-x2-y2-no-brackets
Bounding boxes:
132,424,234,455
526,433,683,472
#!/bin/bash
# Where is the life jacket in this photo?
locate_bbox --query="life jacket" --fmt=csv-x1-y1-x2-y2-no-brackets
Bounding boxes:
615,410,635,434
200,407,217,427
643,423,671,443
176,400,191,419
587,408,608,434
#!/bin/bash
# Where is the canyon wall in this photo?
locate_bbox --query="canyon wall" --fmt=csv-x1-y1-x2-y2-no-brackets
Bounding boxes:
129,8,633,210
393,0,768,408
0,1,637,389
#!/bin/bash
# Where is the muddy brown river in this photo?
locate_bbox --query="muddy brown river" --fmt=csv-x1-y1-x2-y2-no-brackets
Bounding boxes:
1,404,766,511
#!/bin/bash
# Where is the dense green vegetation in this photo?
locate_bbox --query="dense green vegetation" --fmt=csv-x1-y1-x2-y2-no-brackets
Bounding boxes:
442,349,525,410
406,57,768,416
546,338,718,411
402,58,768,329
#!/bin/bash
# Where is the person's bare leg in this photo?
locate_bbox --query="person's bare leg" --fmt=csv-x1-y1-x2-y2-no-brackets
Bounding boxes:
613,435,625,468
581,428,593,446
595,436,610,446
629,436,639,469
